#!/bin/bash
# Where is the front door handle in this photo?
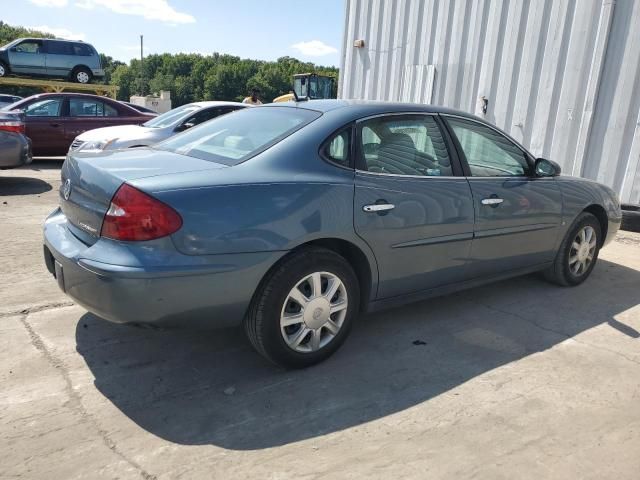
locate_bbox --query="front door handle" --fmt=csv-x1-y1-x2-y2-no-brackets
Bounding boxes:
49,123,61,128
481,198,504,206
363,203,395,212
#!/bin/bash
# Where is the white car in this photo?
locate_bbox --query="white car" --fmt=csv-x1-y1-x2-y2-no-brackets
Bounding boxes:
69,101,247,153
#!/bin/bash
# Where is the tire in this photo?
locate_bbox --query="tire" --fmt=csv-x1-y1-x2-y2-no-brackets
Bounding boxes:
545,212,602,286
0,61,8,77
621,204,640,233
244,247,360,369
72,66,92,84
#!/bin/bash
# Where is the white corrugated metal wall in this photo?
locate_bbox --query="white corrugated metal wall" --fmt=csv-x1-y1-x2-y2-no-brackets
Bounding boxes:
339,0,640,203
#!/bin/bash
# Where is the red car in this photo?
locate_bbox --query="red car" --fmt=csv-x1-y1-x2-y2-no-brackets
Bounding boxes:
2,93,155,156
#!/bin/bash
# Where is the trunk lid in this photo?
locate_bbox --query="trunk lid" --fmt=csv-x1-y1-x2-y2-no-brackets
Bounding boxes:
60,147,226,241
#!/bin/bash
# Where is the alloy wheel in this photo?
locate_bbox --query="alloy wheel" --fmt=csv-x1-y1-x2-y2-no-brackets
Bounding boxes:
0,65,5,77
77,71,90,83
568,225,597,276
280,271,348,353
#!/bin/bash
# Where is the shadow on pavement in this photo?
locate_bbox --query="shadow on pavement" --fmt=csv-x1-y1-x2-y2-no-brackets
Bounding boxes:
0,176,52,196
76,259,640,450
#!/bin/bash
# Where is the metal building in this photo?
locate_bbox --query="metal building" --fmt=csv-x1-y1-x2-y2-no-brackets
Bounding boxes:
339,0,640,203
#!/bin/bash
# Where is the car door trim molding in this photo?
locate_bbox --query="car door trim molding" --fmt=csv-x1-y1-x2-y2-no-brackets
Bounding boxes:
392,232,473,249
474,223,558,239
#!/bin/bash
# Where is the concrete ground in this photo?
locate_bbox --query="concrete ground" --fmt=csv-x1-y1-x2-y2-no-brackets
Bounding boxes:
1,162,639,480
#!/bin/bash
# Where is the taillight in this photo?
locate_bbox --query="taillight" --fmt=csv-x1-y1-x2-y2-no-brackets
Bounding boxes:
100,184,182,241
0,121,25,134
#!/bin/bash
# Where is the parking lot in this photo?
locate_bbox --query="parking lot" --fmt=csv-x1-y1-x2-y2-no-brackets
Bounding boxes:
1,162,639,479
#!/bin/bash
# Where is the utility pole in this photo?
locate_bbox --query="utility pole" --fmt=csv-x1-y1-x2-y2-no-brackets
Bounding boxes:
139,34,144,96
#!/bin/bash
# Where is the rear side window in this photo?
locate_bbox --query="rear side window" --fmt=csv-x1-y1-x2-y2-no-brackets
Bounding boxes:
72,43,93,56
69,98,117,117
47,41,73,55
358,115,452,176
321,127,351,168
156,107,321,166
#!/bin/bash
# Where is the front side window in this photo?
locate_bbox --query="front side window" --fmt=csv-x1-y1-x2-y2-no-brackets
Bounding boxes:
69,98,104,117
447,118,530,177
322,127,351,167
358,115,452,176
25,98,62,117
156,107,321,166
15,40,42,54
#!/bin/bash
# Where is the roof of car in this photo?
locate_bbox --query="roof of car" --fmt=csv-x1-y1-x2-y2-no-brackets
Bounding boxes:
188,101,247,108
17,37,88,44
263,99,478,119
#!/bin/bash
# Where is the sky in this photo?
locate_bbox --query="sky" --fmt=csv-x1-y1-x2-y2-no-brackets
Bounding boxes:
1,0,345,66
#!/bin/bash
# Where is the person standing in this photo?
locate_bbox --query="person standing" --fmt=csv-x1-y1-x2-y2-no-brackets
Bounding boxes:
242,88,263,105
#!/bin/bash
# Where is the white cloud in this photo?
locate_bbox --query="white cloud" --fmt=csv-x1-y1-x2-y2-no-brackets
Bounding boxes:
291,40,338,57
74,0,195,24
28,0,68,6
28,25,86,40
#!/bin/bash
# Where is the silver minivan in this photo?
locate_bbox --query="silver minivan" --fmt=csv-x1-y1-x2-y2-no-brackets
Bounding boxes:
0,38,104,84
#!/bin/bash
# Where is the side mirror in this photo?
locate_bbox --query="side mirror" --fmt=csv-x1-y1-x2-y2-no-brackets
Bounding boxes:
535,157,561,177
9,47,17,52
175,122,195,132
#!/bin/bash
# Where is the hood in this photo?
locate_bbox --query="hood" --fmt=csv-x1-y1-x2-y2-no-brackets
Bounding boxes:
76,124,156,142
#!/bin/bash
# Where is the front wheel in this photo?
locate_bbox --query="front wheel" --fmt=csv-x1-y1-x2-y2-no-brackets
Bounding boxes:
244,248,360,368
0,61,8,77
545,212,602,286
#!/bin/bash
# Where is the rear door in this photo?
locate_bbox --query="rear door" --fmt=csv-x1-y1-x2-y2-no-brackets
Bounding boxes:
443,115,562,277
8,39,45,75
43,40,74,78
23,97,66,156
352,113,475,299
64,97,121,148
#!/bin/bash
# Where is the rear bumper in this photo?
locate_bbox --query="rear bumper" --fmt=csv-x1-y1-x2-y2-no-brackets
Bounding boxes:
43,208,284,327
0,132,32,169
92,68,105,78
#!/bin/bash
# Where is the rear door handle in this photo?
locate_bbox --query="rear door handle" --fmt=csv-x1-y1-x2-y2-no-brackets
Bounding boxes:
481,198,504,206
49,123,61,128
363,203,395,212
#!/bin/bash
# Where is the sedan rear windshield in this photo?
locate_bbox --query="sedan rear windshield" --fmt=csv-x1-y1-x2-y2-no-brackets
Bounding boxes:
143,104,201,128
154,107,321,166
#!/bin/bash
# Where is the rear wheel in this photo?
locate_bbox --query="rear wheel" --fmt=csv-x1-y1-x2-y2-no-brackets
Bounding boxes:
545,212,601,286
72,67,92,84
0,61,8,77
244,248,360,368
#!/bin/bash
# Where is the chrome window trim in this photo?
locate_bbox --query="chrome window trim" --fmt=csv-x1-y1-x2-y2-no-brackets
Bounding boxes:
355,170,463,180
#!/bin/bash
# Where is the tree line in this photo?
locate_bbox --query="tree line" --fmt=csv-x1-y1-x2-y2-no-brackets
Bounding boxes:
0,22,338,105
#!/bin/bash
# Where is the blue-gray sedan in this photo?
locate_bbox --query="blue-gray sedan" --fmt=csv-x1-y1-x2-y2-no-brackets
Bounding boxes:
43,100,622,368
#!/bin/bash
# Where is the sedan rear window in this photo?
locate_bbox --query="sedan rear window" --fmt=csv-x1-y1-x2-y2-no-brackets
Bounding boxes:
155,107,321,166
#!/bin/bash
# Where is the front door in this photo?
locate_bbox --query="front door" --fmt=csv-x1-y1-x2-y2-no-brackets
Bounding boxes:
444,116,562,278
23,97,66,156
8,39,45,75
352,114,475,299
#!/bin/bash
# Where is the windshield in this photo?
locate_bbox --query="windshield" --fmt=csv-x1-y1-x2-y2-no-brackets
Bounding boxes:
143,104,201,128
155,107,321,166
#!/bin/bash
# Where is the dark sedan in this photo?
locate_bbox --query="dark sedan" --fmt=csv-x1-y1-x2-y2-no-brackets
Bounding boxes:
43,100,622,368
3,93,155,156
